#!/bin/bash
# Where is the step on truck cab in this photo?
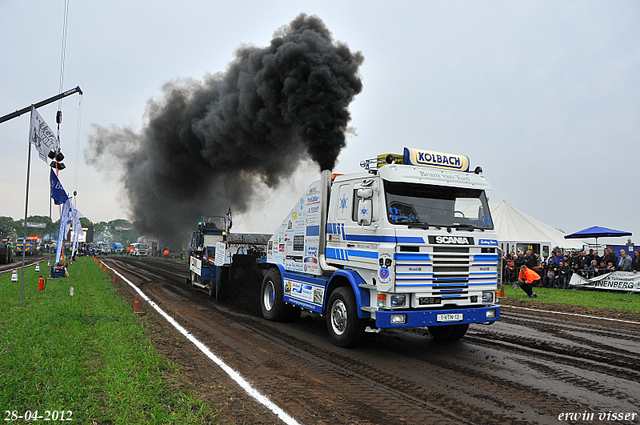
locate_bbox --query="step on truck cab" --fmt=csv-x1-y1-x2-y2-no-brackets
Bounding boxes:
261,147,501,347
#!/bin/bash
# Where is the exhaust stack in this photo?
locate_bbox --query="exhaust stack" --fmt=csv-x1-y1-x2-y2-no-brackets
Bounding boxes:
318,169,338,274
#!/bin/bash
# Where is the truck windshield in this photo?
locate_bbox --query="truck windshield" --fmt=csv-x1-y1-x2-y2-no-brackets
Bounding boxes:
202,216,225,230
384,180,493,230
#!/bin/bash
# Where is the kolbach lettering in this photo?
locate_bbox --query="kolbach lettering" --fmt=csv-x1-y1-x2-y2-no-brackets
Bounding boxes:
417,152,461,167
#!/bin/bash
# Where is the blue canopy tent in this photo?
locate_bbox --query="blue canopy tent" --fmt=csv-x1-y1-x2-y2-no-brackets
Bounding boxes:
564,225,632,246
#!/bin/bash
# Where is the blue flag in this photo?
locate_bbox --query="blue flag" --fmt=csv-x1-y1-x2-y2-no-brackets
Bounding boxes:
50,169,69,205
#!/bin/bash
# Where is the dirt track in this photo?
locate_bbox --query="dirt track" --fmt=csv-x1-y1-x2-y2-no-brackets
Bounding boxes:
104,256,640,425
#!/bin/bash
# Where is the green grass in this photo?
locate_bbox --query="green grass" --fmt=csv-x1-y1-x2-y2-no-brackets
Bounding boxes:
502,281,640,313
0,257,214,424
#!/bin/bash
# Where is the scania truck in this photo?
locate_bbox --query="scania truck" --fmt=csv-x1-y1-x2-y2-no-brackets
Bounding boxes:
260,147,500,346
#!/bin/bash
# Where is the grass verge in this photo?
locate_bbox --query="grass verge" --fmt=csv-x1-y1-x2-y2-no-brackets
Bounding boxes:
0,256,215,424
502,281,640,314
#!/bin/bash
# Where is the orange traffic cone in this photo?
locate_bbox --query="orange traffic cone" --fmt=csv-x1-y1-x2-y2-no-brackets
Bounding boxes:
499,283,505,298
112,274,117,283
104,264,108,272
94,256,98,264
133,294,141,313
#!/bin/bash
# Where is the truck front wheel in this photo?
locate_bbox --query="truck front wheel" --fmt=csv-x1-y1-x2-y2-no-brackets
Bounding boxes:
326,287,365,348
427,324,469,341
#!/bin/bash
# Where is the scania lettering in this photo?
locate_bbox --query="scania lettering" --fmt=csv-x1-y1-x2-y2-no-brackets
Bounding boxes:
432,236,471,244
191,147,501,348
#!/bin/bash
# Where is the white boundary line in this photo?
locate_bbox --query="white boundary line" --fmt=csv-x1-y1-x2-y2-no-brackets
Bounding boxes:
103,262,301,425
501,304,640,325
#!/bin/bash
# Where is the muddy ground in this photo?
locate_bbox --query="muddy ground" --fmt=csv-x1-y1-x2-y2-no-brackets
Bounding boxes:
103,256,640,425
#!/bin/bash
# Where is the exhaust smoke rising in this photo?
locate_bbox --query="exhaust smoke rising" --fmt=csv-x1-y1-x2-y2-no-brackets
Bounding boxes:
85,14,363,247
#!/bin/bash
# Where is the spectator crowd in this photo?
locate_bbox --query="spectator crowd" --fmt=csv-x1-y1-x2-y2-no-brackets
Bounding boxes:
502,247,640,289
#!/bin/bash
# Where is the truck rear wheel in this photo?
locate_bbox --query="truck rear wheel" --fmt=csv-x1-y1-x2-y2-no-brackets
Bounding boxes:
261,269,288,321
326,287,365,348
261,269,300,321
427,324,469,341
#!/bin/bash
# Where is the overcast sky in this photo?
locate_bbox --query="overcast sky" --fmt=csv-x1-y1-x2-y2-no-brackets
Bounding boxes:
1,1,638,246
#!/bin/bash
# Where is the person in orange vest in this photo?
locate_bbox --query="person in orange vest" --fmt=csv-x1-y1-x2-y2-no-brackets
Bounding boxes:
163,249,169,257
517,265,539,298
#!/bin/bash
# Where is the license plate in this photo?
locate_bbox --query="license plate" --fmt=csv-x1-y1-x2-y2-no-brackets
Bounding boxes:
436,313,463,323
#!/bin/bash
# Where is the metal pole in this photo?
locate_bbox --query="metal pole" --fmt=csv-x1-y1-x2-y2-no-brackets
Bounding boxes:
0,86,83,124
49,176,53,273
20,108,34,307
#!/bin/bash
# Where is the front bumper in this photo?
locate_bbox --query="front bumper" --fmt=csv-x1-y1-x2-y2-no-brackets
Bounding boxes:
375,306,500,328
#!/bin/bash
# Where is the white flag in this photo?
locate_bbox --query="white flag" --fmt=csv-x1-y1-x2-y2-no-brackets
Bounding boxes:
55,198,73,265
29,106,59,163
71,212,83,257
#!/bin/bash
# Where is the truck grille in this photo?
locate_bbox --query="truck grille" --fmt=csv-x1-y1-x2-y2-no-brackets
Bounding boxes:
394,246,497,292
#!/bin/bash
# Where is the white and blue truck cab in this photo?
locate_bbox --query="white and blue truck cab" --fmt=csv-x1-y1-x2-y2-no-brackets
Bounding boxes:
261,147,500,347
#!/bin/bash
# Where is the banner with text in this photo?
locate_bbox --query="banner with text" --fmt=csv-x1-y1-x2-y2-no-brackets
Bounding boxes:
569,271,640,293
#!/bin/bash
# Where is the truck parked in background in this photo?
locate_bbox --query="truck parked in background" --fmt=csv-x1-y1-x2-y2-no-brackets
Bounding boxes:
15,237,40,256
128,242,149,256
95,242,111,255
186,148,501,347
135,244,149,256
0,228,13,264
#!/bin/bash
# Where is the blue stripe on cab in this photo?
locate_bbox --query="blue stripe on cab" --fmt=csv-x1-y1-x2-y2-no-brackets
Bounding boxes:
395,253,431,261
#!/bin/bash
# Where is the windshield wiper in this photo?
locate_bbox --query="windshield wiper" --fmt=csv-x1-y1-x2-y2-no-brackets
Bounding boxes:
407,222,441,230
451,223,484,232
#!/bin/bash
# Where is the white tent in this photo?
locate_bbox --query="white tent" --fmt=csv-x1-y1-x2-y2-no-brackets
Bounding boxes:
489,201,584,255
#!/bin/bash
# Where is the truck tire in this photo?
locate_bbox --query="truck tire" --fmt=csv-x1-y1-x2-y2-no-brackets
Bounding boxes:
427,324,469,341
261,269,289,321
326,287,366,348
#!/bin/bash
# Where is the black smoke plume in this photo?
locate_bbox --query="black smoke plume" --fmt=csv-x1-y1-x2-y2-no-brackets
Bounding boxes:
85,14,363,247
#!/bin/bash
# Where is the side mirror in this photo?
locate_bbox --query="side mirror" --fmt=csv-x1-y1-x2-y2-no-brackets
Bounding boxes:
357,199,372,226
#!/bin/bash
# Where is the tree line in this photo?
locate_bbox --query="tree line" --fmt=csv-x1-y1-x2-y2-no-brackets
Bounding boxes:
0,215,139,246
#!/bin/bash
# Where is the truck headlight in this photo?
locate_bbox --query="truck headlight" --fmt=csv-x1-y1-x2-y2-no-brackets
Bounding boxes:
390,295,406,307
486,309,497,319
390,314,407,324
377,294,386,308
482,290,494,303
